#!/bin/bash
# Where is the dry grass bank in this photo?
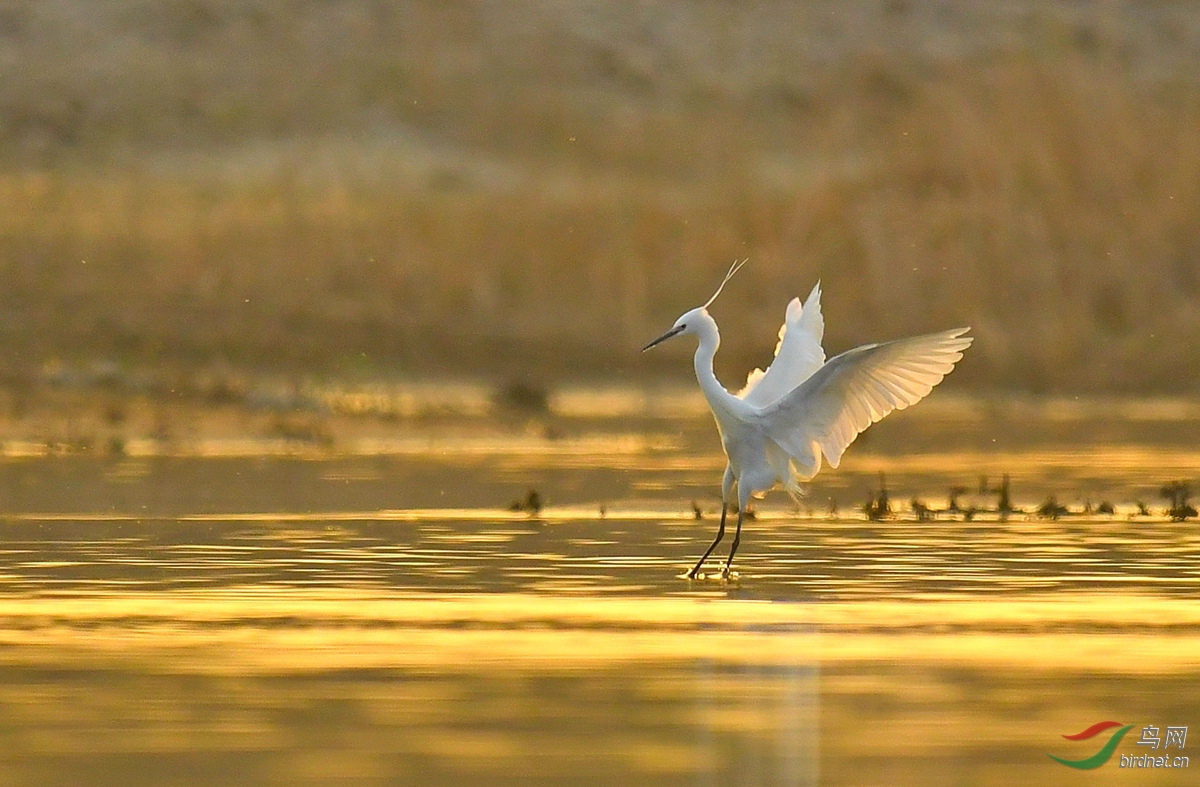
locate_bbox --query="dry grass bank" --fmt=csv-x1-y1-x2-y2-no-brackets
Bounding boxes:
1,1,1199,391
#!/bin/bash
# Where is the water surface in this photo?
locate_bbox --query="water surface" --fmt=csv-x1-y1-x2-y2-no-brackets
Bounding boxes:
0,391,1196,785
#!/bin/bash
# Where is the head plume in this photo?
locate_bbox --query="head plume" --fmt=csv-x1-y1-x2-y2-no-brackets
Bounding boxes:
703,258,748,309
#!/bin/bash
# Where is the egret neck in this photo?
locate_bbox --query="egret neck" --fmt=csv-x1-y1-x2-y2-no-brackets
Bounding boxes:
690,310,740,421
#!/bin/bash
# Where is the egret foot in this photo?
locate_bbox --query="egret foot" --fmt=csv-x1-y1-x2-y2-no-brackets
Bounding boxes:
680,569,736,582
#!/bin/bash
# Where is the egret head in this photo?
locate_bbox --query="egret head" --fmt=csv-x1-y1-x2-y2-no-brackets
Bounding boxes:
641,259,746,352
641,307,707,351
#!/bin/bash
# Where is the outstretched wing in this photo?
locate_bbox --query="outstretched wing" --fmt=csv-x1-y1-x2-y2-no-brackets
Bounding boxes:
737,282,825,407
756,328,972,480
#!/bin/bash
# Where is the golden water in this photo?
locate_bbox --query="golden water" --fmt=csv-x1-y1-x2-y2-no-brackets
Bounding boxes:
0,392,1196,785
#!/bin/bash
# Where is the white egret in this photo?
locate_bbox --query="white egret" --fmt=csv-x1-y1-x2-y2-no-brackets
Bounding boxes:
643,261,972,579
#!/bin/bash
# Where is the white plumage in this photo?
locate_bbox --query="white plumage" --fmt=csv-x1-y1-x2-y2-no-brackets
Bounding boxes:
736,281,825,407
643,262,972,579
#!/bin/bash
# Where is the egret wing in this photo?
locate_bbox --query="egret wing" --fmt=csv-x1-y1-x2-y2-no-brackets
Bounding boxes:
738,282,826,407
757,328,972,480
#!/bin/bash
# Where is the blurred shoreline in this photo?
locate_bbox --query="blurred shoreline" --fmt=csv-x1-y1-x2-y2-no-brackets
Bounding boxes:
0,370,1196,519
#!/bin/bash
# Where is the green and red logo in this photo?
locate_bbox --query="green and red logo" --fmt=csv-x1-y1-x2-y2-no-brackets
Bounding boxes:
1048,721,1134,769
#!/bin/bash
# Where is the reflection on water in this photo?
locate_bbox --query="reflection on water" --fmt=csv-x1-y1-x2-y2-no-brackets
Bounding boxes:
0,393,1197,785
0,514,1196,786
0,515,1198,599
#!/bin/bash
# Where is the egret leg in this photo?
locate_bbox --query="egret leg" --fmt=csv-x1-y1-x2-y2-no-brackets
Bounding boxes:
720,507,745,579
685,503,727,579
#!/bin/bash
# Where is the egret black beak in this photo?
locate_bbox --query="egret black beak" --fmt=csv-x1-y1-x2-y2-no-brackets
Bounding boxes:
642,325,685,352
